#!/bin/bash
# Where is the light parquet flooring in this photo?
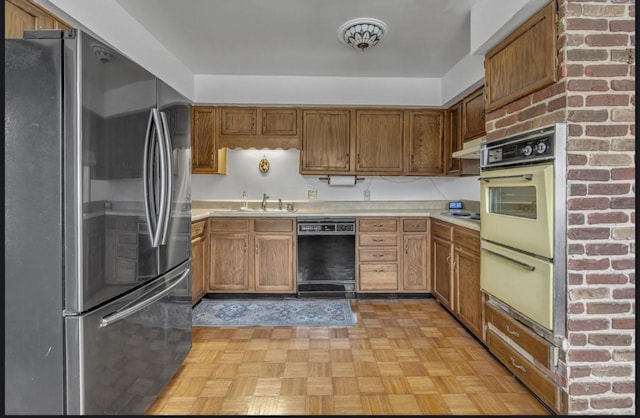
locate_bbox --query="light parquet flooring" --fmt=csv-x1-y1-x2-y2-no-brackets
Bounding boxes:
146,298,550,415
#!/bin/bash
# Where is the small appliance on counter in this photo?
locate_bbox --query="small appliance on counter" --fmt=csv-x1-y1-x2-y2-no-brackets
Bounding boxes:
440,201,481,221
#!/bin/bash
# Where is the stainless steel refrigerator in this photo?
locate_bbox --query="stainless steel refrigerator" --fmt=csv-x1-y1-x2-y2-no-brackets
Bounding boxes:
5,29,193,415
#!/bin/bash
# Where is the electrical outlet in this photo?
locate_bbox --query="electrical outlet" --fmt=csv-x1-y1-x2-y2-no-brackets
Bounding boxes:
307,189,317,200
364,190,371,201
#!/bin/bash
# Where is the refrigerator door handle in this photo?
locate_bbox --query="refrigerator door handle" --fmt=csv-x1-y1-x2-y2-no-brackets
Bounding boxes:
142,109,158,244
159,111,173,245
99,268,190,328
147,108,168,248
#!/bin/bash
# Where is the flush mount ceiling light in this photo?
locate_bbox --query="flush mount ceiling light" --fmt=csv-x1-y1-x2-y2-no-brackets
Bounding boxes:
338,18,388,51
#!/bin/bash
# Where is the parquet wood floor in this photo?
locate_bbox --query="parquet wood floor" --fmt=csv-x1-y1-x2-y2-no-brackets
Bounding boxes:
146,298,550,415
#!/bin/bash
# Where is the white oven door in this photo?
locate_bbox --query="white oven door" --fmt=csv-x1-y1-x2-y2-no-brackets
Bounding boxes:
480,163,554,259
481,240,553,330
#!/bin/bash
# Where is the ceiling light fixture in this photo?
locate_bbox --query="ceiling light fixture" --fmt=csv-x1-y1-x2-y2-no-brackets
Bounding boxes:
338,18,388,51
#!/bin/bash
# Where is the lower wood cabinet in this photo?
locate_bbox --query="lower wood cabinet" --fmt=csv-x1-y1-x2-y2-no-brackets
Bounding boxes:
401,218,430,291
191,220,207,304
208,217,296,293
430,218,482,340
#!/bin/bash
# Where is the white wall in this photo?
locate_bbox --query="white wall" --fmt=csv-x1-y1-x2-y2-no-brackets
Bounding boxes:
192,149,480,201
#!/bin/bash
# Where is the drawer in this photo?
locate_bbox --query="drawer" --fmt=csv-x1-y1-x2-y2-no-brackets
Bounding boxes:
358,218,398,233
402,218,427,232
359,264,398,291
209,218,250,232
191,220,206,238
487,329,558,412
431,219,453,240
485,302,552,368
358,233,397,247
453,226,480,253
254,218,294,233
359,248,398,262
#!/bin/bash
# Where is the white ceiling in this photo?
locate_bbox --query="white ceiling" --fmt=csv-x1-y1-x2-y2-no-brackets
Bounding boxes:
114,0,477,78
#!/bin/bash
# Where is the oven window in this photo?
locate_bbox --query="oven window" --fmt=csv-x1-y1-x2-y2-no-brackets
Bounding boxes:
489,186,537,219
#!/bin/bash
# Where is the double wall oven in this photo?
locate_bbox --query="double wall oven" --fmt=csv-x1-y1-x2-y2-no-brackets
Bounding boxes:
480,124,566,341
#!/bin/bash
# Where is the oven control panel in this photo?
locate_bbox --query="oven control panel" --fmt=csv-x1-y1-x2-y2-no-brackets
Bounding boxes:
482,126,556,168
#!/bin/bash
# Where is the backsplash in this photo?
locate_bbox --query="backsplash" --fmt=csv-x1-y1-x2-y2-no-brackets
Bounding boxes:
191,149,481,201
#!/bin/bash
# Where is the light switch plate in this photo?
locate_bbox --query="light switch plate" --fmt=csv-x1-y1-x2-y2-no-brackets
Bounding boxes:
364,190,371,201
307,189,317,199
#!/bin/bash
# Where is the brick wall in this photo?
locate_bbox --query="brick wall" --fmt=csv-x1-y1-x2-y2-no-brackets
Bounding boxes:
485,0,635,414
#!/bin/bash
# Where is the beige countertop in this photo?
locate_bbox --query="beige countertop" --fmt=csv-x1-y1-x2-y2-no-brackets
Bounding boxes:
191,200,480,231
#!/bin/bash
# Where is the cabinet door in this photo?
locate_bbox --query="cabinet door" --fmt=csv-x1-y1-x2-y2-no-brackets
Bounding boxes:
404,110,444,175
5,0,69,38
445,103,463,175
431,235,453,311
191,235,205,304
209,233,250,291
254,235,295,292
262,108,298,136
402,234,429,291
191,106,219,173
301,109,351,173
356,110,403,174
462,87,486,141
454,246,482,338
218,107,257,136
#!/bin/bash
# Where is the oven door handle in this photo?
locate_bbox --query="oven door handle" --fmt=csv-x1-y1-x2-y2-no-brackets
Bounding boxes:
481,248,536,271
479,173,533,182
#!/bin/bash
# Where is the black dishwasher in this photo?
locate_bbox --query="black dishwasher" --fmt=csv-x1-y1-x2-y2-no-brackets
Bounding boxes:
296,218,356,297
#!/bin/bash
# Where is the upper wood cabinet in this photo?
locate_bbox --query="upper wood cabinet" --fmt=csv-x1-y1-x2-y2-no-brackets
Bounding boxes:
445,102,463,176
355,109,404,174
300,109,352,174
191,106,226,174
5,0,69,38
216,106,300,149
461,87,486,142
484,1,557,112
404,110,445,176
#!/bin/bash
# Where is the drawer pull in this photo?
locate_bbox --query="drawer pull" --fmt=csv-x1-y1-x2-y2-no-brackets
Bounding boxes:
374,224,383,228
509,357,527,373
411,224,420,228
505,325,520,338
372,254,384,258
372,238,384,242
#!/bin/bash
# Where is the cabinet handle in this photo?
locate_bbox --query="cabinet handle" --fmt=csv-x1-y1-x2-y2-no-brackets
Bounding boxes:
509,357,527,373
411,224,420,228
372,238,384,242
357,153,360,164
255,244,258,254
453,261,458,272
346,153,349,161
505,325,520,338
405,244,408,254
374,224,383,228
243,242,247,253
446,255,450,265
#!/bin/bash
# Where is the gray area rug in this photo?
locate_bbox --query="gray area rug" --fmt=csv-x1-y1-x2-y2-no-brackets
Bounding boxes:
192,299,357,327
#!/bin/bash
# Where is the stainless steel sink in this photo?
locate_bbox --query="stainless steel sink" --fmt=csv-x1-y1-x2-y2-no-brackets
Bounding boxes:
236,207,297,213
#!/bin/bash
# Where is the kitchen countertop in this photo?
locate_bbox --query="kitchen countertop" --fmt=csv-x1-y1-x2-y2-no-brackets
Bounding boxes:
191,200,480,231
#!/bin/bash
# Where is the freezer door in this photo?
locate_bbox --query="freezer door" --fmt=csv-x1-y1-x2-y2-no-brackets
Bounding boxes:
64,261,192,415
66,30,161,313
156,79,192,273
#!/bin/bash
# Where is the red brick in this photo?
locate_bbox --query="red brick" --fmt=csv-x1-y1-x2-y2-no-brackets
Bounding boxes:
610,19,636,32
568,123,583,136
612,349,635,362
569,302,585,314
587,211,630,223
612,259,636,270
586,302,632,314
568,350,612,363
569,399,589,412
485,106,507,121
569,334,588,347
568,95,584,107
569,213,585,225
567,170,610,181
582,4,628,18
567,318,610,332
569,273,585,285
591,365,634,376
494,115,518,129
568,197,610,211
586,273,630,284
586,94,630,107
610,167,635,179
567,109,609,122
568,227,610,239
503,96,532,114
568,257,610,270
569,287,611,300
567,17,609,30
588,183,631,195
570,183,588,195
567,79,609,91
567,138,610,151
612,318,636,329
610,79,635,91
547,96,567,112
531,82,566,102
585,64,631,77
505,121,533,136
566,63,586,77
592,397,635,409
589,153,634,166
611,137,635,151
611,226,635,240
568,243,585,254
585,243,629,255
610,197,635,209
567,48,609,61
585,125,629,137
612,382,636,394
585,34,630,47
568,154,588,165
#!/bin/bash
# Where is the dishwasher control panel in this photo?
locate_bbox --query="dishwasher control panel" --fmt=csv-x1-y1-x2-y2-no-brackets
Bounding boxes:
297,218,355,235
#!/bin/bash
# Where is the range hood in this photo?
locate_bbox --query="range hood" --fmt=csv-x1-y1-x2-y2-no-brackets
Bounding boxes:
452,136,483,159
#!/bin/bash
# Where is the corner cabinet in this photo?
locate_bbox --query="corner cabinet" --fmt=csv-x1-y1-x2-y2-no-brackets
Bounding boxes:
300,109,352,174
5,0,69,38
404,110,445,175
445,89,482,177
191,220,207,304
430,218,482,340
191,106,227,174
461,87,486,142
208,217,296,293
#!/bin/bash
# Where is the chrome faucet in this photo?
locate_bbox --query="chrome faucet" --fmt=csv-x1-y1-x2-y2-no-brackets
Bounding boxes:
261,193,270,210
278,198,283,210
